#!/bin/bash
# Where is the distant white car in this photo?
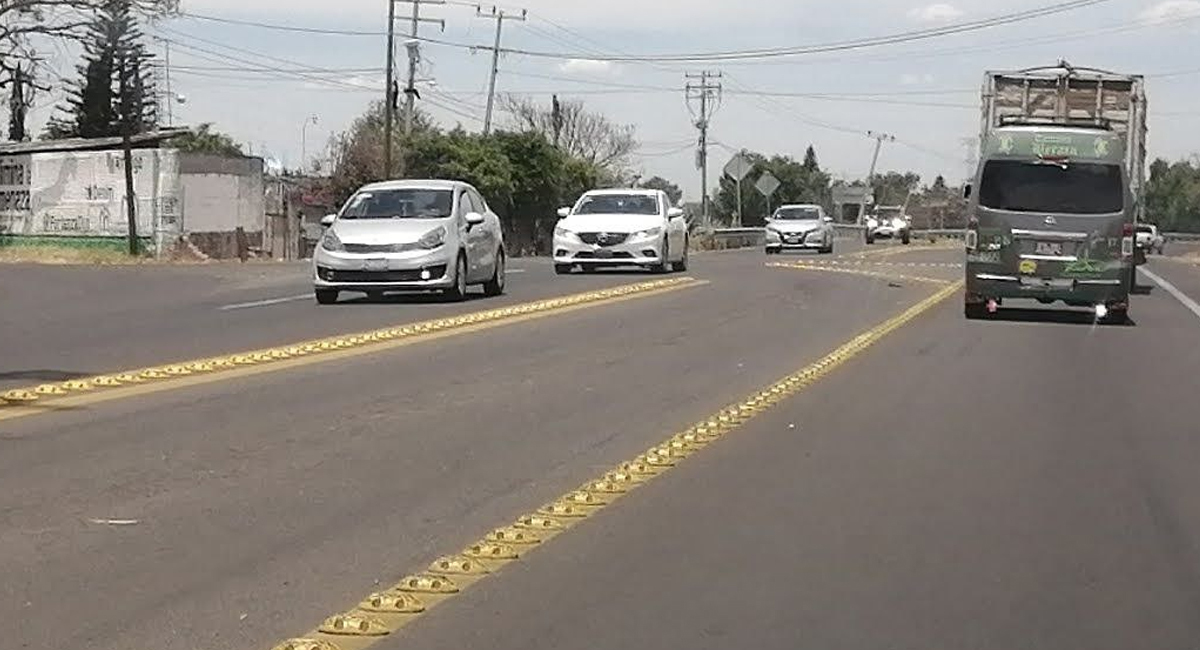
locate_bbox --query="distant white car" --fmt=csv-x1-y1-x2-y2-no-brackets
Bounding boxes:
865,206,912,245
313,179,506,304
552,189,689,274
764,204,835,254
1136,224,1165,254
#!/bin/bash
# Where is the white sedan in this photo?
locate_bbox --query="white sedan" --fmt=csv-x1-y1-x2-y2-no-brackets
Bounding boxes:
552,189,689,274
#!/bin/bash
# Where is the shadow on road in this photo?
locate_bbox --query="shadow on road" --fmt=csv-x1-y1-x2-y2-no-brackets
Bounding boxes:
1131,282,1155,296
977,308,1136,327
0,370,91,382
340,292,495,306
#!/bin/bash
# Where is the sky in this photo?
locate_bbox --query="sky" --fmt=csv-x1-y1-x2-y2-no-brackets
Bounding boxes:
24,0,1200,198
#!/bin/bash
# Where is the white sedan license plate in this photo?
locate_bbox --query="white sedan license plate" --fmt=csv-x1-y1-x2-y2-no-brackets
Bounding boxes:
365,258,388,271
1035,241,1063,256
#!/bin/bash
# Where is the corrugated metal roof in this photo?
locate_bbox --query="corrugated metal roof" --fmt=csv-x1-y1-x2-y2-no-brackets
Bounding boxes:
0,128,193,155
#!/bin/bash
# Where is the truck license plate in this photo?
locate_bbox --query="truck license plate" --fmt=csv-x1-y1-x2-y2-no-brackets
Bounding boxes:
1035,241,1063,256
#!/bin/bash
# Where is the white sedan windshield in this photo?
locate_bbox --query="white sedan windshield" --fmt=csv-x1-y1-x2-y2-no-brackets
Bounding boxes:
576,195,660,215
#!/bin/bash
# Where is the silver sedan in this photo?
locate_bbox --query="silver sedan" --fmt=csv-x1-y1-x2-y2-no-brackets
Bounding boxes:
313,179,506,304
765,204,836,255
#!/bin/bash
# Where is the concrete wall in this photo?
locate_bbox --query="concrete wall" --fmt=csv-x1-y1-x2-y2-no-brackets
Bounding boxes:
179,153,264,234
0,149,181,240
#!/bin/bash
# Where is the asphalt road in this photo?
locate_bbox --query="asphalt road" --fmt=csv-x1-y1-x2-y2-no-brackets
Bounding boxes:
4,241,1200,650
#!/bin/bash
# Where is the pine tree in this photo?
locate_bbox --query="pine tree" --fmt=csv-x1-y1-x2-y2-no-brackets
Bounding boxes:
45,0,156,139
802,145,819,172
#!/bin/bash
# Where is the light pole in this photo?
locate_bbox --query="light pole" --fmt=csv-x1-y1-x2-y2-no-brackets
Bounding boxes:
301,115,319,174
155,91,186,126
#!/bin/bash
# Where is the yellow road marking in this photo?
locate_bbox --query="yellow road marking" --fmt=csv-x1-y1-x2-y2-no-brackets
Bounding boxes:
850,242,956,260
265,279,963,650
0,278,706,423
768,261,953,285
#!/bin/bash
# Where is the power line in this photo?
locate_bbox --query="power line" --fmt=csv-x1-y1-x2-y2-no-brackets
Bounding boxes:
410,0,1113,62
179,0,1110,63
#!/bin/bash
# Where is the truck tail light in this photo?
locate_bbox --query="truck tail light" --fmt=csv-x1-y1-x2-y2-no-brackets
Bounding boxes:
965,216,979,252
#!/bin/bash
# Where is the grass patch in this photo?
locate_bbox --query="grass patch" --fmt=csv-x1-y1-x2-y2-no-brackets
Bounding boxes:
0,245,151,265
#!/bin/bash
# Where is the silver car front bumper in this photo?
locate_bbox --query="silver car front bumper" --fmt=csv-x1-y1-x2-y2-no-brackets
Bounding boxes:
313,246,455,290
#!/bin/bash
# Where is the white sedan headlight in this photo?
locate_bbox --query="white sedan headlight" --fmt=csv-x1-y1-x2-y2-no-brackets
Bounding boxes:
321,230,345,252
866,218,879,228
633,227,663,239
554,226,574,239
892,218,906,229
418,226,446,250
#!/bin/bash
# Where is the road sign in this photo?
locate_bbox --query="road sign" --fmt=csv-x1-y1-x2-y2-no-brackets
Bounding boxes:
832,185,870,205
754,172,780,198
723,153,754,182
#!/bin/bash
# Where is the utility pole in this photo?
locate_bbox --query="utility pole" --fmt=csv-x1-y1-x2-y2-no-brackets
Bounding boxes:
301,115,319,174
163,39,174,126
117,58,139,257
384,0,398,178
477,5,527,136
686,71,722,230
402,0,445,138
856,130,895,225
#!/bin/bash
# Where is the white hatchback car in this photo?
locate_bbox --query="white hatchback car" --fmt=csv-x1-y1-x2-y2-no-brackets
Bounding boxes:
552,189,689,274
313,179,506,304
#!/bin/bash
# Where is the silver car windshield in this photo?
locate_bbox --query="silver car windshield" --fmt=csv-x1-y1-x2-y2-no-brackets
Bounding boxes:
576,195,660,215
340,189,454,220
979,161,1123,214
774,207,821,221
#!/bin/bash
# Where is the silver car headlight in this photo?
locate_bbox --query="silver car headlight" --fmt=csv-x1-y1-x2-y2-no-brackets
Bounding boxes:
866,218,879,229
554,226,575,239
892,218,906,229
321,230,345,252
418,226,446,250
766,228,782,239
633,227,663,239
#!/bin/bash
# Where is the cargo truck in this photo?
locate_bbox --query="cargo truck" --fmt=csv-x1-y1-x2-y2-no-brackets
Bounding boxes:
963,61,1147,323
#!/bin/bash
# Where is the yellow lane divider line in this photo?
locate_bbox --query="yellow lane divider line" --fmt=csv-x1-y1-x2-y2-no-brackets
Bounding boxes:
265,279,964,650
768,261,954,285
849,242,954,260
0,277,706,422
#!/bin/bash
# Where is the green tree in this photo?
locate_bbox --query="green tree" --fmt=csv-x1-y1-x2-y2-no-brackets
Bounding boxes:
802,145,819,172
1145,158,1200,233
503,94,637,175
170,123,244,156
1,0,174,129
328,100,435,201
639,176,683,204
869,171,921,207
44,0,156,139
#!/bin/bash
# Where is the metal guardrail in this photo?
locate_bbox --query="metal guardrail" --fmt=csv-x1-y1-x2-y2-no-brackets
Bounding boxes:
710,226,1200,243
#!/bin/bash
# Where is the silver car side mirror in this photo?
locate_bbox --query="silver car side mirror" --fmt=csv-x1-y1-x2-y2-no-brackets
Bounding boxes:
557,207,571,218
320,214,336,227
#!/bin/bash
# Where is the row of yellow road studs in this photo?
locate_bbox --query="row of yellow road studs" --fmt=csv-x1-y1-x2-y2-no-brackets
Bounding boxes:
1,278,696,408
269,280,963,650
767,261,954,286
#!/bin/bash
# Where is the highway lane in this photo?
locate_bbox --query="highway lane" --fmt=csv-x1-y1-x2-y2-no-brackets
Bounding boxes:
0,258,676,391
0,242,907,392
384,257,1200,650
0,246,942,650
